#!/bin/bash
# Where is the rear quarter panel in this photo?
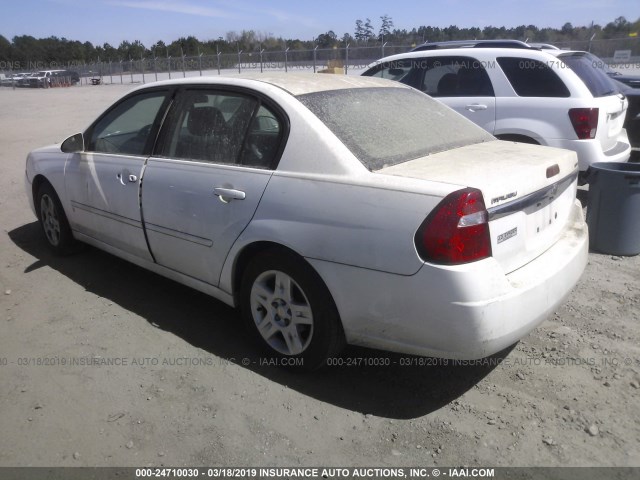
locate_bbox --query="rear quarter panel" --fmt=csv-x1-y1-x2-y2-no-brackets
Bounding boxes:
237,172,452,275
488,51,596,142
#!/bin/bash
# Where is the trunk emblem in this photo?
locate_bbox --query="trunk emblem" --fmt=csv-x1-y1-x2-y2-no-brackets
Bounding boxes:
491,191,517,205
497,227,518,244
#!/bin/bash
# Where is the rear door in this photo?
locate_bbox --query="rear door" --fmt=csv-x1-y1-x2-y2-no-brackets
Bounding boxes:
141,88,287,286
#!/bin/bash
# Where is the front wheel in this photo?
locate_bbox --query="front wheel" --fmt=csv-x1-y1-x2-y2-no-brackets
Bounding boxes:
240,250,345,370
36,182,76,255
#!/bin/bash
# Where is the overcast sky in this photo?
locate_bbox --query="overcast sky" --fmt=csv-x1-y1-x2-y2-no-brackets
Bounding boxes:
1,0,639,46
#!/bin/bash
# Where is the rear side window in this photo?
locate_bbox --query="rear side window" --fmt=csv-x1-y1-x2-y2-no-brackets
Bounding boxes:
158,89,285,169
240,105,283,168
297,87,494,171
419,57,494,97
160,90,256,164
557,53,618,98
497,57,570,97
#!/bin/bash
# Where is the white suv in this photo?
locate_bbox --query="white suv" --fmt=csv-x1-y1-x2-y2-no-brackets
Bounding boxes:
362,41,631,181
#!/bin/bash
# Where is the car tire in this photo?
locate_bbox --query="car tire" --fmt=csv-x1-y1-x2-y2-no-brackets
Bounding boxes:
36,182,76,255
240,249,345,370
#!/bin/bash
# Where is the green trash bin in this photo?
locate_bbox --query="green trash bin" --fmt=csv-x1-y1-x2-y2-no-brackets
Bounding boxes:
586,162,640,256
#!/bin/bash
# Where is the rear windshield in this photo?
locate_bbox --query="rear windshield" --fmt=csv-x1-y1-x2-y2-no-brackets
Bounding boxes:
297,87,493,170
557,52,618,97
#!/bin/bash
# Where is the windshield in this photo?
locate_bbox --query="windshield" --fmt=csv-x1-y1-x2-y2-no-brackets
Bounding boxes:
557,52,619,97
297,87,493,170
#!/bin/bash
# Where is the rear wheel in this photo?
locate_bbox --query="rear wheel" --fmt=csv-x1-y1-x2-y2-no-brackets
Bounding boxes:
240,249,345,370
36,182,76,255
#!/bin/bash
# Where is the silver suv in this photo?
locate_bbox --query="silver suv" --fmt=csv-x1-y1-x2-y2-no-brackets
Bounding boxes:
363,41,631,181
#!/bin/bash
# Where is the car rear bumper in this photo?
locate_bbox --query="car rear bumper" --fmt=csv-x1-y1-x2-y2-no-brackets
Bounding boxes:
547,131,631,171
309,200,588,360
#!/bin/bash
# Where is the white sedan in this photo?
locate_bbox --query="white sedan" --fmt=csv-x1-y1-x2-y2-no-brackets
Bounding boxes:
25,74,588,369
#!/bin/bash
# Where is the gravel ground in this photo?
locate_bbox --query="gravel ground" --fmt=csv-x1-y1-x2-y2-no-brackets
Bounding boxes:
0,83,639,469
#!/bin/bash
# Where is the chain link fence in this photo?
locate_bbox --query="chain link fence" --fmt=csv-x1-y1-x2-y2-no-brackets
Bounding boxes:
75,45,413,84
551,37,639,59
2,39,639,87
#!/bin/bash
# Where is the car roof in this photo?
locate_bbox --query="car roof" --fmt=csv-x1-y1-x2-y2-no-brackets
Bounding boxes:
130,73,402,96
411,39,537,51
369,46,558,65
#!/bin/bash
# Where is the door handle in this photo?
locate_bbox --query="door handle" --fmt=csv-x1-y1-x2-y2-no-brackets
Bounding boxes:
465,104,488,112
116,172,138,185
213,187,246,203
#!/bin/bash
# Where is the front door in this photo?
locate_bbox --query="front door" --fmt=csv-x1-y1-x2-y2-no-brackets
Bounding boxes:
418,56,497,133
64,89,171,260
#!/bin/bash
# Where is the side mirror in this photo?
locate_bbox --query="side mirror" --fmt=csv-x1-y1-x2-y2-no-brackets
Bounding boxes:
61,133,84,153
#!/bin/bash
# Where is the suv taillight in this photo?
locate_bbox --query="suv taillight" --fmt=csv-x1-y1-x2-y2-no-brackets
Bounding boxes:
569,108,598,139
415,188,492,265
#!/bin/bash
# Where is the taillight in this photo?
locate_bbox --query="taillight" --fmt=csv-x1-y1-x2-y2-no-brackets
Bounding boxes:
569,108,598,139
415,188,492,265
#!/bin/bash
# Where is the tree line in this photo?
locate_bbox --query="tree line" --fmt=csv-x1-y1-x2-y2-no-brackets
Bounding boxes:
0,15,638,68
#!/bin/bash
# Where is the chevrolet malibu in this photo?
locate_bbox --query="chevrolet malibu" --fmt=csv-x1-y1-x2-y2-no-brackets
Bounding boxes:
25,74,588,369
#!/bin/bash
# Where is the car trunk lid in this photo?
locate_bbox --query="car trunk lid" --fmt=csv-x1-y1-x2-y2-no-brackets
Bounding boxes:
377,140,579,274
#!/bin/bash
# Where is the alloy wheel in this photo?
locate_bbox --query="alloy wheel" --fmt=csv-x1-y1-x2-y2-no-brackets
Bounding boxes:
250,270,314,356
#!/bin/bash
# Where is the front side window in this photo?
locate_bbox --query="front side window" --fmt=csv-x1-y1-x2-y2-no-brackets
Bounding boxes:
362,58,422,88
88,91,168,155
497,57,570,97
364,56,495,97
159,90,284,168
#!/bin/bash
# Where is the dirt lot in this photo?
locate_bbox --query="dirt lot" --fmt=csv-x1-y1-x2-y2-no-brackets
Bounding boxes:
0,84,639,469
